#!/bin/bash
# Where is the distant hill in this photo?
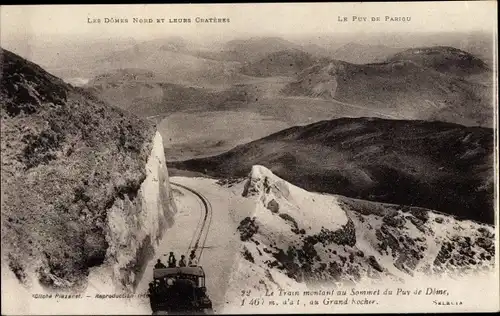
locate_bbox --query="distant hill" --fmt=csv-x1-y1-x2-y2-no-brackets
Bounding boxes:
239,49,320,77
0,48,155,289
169,117,495,224
223,37,302,61
52,39,246,87
87,71,264,117
1,37,138,81
282,47,493,127
332,42,404,64
387,46,490,76
194,37,321,63
292,31,495,67
88,68,156,84
157,36,191,52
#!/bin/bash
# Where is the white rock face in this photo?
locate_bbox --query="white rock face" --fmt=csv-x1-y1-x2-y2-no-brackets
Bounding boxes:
104,131,177,291
243,165,349,236
1,131,177,314
224,165,497,312
225,165,354,308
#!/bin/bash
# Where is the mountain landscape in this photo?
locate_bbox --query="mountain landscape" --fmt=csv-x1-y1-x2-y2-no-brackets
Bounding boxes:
1,28,497,315
291,31,496,67
386,46,490,77
169,117,495,224
86,71,267,118
282,47,493,128
70,37,494,164
1,37,139,85
195,37,308,63
88,43,244,87
4,34,493,220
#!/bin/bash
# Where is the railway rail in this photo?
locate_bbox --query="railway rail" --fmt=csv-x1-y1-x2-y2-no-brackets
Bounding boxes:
170,182,213,264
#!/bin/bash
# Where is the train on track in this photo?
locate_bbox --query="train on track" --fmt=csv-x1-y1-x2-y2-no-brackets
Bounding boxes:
148,266,213,314
149,183,214,314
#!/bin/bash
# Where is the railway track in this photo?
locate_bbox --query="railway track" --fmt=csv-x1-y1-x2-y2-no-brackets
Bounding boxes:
170,182,213,264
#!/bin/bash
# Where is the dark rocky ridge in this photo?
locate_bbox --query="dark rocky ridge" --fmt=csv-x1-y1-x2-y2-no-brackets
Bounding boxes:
171,117,494,224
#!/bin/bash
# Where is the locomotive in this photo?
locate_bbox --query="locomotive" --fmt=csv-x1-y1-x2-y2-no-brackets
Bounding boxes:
148,266,213,314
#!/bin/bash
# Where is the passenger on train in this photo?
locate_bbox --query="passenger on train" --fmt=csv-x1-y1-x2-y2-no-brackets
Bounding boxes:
179,255,187,267
189,257,198,266
154,259,167,269
148,283,154,295
168,252,177,268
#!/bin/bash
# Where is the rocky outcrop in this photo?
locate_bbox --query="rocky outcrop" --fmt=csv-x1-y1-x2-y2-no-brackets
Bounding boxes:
228,166,495,297
0,47,176,293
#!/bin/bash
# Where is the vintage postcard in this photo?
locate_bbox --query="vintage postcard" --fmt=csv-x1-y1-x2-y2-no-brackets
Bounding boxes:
1,2,498,315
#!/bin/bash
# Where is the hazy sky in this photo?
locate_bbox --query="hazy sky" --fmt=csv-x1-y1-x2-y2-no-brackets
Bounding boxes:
1,2,497,44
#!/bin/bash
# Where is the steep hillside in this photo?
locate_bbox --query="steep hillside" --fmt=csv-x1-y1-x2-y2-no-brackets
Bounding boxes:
0,48,176,292
223,166,495,308
282,48,493,127
169,117,494,224
239,49,320,77
332,42,404,64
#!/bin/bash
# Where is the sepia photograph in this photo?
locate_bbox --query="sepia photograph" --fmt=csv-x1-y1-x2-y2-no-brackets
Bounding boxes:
0,2,498,315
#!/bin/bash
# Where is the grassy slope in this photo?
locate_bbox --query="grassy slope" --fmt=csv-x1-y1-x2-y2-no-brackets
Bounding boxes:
169,117,494,224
